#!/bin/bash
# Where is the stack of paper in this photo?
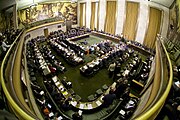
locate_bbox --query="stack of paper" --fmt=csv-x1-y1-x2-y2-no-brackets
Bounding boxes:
87,104,93,109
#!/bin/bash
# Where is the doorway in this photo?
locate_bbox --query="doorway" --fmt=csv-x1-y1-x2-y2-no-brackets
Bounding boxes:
44,28,49,38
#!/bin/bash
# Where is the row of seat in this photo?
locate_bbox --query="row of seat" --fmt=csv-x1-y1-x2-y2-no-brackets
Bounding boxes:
40,45,66,73
26,43,65,120
49,39,84,66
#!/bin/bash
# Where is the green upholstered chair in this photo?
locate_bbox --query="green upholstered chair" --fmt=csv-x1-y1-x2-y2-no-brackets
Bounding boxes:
74,94,81,101
96,89,103,96
102,84,108,91
87,95,96,101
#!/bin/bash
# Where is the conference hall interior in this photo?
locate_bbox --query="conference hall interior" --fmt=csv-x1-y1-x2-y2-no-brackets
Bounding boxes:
0,0,180,120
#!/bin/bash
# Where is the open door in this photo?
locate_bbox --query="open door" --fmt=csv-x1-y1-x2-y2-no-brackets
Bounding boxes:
44,28,49,38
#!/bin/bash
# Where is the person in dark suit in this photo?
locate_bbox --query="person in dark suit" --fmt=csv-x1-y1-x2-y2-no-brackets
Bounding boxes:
115,79,128,98
102,92,116,107
61,98,71,111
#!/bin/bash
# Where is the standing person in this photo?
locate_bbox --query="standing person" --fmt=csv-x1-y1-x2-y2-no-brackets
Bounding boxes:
108,62,116,78
102,92,116,107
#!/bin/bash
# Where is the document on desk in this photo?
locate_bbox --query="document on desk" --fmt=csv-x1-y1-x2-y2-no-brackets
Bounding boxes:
55,81,60,86
119,110,125,115
96,100,102,106
87,104,93,109
79,103,85,109
40,91,44,95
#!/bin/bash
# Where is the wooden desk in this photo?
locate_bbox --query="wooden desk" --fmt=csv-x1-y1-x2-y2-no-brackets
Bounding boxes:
70,82,116,110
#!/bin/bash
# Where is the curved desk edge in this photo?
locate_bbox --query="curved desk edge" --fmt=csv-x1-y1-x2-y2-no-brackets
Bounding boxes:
52,76,116,110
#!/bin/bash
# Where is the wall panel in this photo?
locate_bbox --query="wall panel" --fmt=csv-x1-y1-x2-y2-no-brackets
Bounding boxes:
123,2,139,40
80,3,86,27
104,1,117,34
115,0,126,35
98,0,106,31
90,2,96,29
143,7,162,48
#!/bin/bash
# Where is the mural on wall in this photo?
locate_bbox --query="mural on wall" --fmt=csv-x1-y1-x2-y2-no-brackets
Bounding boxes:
18,2,77,25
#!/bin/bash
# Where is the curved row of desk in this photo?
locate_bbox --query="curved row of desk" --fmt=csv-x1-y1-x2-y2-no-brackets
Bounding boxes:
51,76,116,110
0,22,173,120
